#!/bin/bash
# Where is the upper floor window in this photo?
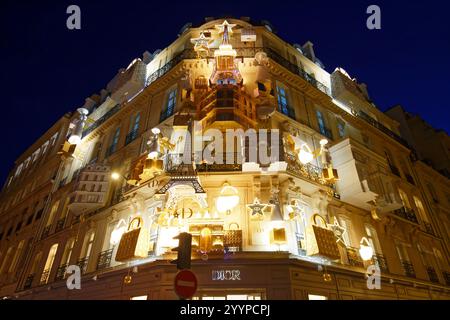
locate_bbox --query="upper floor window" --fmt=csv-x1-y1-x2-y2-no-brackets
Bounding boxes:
365,224,382,254
108,127,121,155
276,85,290,116
337,120,346,138
316,110,331,139
413,196,429,223
130,113,141,134
161,88,177,121
398,189,411,209
40,244,58,284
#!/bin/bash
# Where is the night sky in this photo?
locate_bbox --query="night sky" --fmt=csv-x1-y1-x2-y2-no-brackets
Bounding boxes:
1,0,449,184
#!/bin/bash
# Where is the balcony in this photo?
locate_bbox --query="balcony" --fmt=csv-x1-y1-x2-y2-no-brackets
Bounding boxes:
55,264,68,281
443,271,450,286
394,207,418,224
401,260,416,278
55,217,66,233
372,254,389,273
125,129,139,145
77,257,89,275
424,222,434,235
82,104,121,138
40,269,50,285
41,225,51,240
426,266,440,283
352,109,410,148
97,248,114,270
23,274,35,289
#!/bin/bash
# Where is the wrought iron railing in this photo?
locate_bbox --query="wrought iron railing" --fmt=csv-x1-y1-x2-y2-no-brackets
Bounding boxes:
346,247,364,268
55,264,68,281
424,222,434,235
82,104,121,138
426,266,439,283
125,129,139,145
97,248,114,270
41,225,51,240
443,271,450,286
394,207,418,224
77,257,89,275
55,217,66,233
372,254,389,273
401,260,416,278
40,269,50,285
23,274,35,289
352,109,410,148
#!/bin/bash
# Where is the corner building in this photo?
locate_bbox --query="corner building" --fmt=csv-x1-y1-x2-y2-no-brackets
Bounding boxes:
0,17,449,300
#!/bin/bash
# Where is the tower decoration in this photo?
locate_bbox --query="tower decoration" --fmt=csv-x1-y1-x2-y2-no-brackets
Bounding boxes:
210,20,242,85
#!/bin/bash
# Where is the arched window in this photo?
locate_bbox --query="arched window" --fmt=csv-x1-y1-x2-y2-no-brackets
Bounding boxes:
413,196,429,222
40,243,58,284
364,224,382,254
8,240,25,274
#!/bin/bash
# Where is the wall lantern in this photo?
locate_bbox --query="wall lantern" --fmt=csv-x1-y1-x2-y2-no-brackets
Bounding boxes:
110,219,127,246
148,127,162,159
216,182,239,215
68,108,89,145
297,139,328,165
359,237,374,261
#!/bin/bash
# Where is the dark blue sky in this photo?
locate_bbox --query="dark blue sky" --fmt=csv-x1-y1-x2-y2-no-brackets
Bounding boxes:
1,0,449,184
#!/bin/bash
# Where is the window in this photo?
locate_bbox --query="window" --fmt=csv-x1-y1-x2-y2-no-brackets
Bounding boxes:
338,216,352,246
40,244,58,284
46,200,60,227
276,85,290,116
161,88,177,121
130,113,140,134
108,127,121,154
365,225,382,254
8,240,24,274
308,294,328,300
81,231,95,259
130,295,148,300
316,109,331,138
398,189,411,209
61,238,75,267
427,183,439,203
413,197,429,223
337,120,346,138
0,247,13,275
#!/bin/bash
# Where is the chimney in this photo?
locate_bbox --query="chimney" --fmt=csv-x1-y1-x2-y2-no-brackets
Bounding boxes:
142,51,153,64
302,41,316,62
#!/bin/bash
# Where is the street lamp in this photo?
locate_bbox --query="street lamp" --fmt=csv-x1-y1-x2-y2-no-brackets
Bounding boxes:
110,171,140,186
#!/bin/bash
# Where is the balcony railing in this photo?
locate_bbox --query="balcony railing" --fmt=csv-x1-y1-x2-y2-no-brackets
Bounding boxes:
394,207,418,224
82,104,121,138
372,254,389,273
97,248,114,270
346,247,364,268
23,274,35,289
125,129,139,145
41,225,51,240
40,269,50,285
401,260,416,278
55,264,68,281
352,109,410,148
55,217,66,233
443,271,450,286
426,266,440,283
77,257,89,275
424,222,434,235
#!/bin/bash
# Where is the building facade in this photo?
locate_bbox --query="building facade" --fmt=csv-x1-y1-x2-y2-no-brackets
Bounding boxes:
0,17,449,300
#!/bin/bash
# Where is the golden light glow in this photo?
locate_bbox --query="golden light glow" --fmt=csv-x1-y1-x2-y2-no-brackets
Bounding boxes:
359,237,374,261
111,172,121,180
216,182,239,214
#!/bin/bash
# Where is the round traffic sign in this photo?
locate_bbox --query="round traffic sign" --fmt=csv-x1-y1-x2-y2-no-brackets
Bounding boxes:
174,270,198,300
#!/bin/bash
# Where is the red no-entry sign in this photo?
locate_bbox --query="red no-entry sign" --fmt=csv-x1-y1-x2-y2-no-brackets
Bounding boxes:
174,270,198,300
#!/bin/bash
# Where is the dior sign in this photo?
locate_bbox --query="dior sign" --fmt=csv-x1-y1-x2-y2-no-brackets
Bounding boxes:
212,269,241,281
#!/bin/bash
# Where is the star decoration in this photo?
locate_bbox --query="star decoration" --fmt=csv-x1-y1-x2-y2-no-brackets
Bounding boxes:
287,199,305,220
190,32,212,53
327,217,347,246
215,20,236,35
247,198,268,216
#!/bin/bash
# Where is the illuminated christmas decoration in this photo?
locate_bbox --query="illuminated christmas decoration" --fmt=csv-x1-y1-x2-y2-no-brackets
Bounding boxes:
359,237,374,261
110,219,127,245
216,182,240,215
68,108,89,145
327,217,347,246
246,198,268,217
190,31,212,57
